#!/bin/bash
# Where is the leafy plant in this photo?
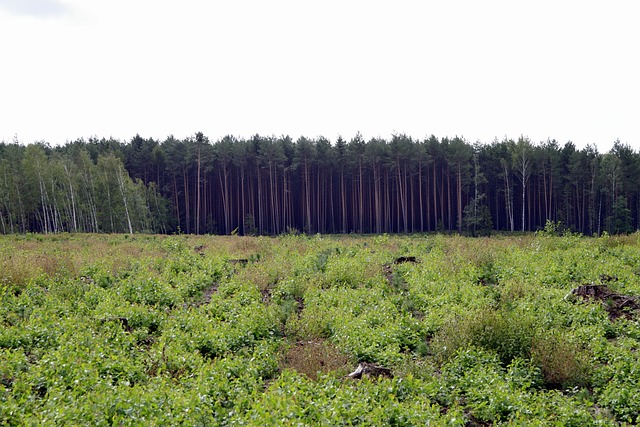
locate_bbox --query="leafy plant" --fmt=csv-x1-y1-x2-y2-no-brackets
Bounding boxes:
0,233,637,425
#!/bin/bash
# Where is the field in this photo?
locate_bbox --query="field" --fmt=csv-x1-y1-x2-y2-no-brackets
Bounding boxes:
2,232,640,425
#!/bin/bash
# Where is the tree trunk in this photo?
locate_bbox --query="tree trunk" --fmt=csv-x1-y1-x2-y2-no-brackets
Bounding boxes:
457,163,463,233
116,164,134,234
196,148,201,234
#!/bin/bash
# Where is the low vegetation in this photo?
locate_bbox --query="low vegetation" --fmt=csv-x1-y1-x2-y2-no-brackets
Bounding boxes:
2,232,640,425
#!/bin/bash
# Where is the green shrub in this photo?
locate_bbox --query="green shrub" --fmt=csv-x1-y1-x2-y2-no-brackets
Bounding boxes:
531,332,593,389
120,277,178,308
431,307,537,366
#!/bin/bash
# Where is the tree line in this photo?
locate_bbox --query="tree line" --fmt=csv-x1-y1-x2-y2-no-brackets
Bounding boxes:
1,133,638,235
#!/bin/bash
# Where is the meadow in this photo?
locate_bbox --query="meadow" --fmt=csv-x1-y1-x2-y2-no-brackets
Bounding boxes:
1,231,640,425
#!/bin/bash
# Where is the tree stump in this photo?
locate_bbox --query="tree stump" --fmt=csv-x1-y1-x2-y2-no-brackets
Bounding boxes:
347,362,393,379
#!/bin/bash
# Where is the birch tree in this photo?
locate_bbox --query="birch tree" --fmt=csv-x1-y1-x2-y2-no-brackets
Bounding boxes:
513,137,533,231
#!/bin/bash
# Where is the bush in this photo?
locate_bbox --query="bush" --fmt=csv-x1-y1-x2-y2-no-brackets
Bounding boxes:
431,307,537,366
531,332,592,389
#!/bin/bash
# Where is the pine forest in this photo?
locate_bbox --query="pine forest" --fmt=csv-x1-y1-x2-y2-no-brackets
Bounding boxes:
1,133,638,236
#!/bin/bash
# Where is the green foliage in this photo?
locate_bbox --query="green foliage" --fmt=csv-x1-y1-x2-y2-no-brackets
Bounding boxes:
4,137,640,236
462,194,493,236
431,307,537,366
537,219,568,236
1,233,639,425
607,196,634,235
531,331,593,389
592,337,640,424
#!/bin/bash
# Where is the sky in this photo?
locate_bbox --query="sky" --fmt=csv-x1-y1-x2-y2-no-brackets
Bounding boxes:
1,0,638,153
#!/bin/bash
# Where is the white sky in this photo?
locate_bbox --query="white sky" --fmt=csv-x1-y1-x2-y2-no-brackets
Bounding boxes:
1,0,638,152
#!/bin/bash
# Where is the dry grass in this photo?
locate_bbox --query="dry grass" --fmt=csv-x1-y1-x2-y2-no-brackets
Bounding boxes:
228,236,265,257
1,242,78,285
0,234,171,286
281,339,353,380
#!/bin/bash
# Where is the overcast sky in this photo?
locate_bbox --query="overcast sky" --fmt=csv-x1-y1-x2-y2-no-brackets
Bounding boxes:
1,0,638,152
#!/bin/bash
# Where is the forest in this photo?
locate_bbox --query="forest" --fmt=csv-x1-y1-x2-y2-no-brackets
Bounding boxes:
0,133,638,235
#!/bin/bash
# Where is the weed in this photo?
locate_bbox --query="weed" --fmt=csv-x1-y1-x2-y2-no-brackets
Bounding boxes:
431,307,537,366
531,332,592,389
280,339,352,380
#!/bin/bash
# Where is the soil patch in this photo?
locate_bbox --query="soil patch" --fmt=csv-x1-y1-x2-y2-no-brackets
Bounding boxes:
200,282,219,305
383,256,419,285
228,258,249,267
393,256,418,265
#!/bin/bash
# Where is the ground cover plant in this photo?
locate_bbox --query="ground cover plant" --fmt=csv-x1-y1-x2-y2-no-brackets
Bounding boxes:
1,232,640,425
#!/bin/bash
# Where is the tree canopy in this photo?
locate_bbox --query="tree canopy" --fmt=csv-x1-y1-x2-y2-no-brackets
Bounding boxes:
1,134,638,235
